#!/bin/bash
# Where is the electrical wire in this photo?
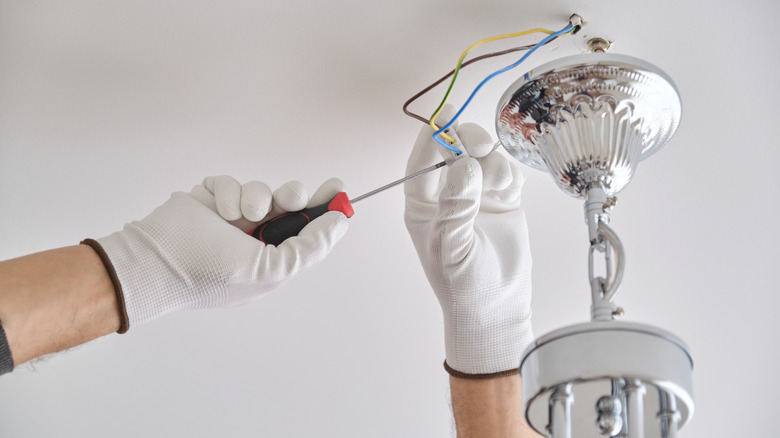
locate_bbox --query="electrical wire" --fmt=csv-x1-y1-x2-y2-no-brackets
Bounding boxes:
433,24,576,154
402,32,570,125
402,43,537,125
428,28,558,146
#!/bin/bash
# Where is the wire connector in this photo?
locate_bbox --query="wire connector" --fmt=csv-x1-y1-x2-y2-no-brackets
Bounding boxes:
568,13,586,34
441,127,466,164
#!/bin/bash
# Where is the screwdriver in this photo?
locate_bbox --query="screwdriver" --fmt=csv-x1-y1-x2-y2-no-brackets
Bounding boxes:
250,160,447,246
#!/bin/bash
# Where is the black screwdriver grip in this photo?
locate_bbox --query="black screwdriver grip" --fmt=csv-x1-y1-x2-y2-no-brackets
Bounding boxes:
250,192,353,246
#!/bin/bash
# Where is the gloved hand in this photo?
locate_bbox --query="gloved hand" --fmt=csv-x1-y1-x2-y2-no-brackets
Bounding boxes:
404,106,533,378
84,176,349,333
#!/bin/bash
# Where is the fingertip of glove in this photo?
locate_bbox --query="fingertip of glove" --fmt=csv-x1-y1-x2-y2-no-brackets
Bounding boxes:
240,181,273,222
456,123,495,158
274,181,309,212
209,176,243,221
309,178,345,207
216,198,243,222
478,152,513,191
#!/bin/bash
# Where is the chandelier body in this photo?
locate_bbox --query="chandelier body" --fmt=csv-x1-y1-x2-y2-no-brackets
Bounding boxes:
496,53,692,438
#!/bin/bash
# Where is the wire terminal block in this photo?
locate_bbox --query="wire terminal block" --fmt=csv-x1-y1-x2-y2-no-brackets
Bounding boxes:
568,14,586,34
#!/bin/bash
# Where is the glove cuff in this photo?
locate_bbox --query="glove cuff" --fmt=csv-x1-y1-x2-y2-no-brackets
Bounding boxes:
443,361,519,380
91,221,207,331
80,239,130,334
439,273,534,376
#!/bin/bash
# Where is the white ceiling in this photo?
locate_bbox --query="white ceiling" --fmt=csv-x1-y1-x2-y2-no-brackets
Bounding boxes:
1,1,778,436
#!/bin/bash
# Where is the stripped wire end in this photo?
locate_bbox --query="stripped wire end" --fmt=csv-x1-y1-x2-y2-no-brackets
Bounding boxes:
434,132,464,155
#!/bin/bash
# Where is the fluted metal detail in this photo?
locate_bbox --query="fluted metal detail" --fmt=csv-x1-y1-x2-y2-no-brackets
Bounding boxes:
496,54,681,198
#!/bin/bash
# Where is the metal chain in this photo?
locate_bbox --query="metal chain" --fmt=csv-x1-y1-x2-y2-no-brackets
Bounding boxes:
588,220,625,302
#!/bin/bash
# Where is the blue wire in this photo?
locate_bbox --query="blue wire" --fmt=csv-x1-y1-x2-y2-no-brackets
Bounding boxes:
433,24,575,154
437,132,465,154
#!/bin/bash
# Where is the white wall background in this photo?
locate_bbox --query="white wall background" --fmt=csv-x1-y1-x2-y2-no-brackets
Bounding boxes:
0,1,778,436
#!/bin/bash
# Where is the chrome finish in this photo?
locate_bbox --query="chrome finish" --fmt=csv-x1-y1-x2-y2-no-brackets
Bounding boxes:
584,184,610,244
657,389,681,438
596,393,623,436
598,222,625,302
495,53,682,198
520,321,694,437
589,273,616,322
625,380,647,438
585,183,614,321
596,395,622,415
597,413,622,437
588,219,625,320
503,53,693,436
549,384,574,438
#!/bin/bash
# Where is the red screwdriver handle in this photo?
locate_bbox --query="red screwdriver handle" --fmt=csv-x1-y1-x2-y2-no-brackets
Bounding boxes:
250,192,354,246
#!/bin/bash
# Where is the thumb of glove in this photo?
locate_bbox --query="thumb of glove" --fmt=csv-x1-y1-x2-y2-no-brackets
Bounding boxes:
435,156,483,270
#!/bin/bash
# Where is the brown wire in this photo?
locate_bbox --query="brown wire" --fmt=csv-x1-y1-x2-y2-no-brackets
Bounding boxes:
402,39,557,125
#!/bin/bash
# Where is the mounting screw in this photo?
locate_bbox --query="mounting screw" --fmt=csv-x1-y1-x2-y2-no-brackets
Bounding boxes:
587,37,612,53
612,307,625,317
603,197,618,212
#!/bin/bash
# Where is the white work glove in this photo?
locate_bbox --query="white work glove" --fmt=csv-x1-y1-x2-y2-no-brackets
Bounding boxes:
84,176,348,333
404,107,533,378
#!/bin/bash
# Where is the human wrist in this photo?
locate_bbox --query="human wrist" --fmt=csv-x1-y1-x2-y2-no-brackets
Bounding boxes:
449,373,532,437
0,245,120,366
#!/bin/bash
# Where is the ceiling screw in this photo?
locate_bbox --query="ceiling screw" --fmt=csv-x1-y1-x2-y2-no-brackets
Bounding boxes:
588,37,612,53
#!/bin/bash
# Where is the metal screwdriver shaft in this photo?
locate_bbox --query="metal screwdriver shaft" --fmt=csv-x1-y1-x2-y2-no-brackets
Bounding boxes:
349,160,446,204
250,160,447,245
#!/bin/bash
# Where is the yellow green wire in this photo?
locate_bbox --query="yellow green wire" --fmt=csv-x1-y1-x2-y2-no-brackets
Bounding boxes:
429,28,557,145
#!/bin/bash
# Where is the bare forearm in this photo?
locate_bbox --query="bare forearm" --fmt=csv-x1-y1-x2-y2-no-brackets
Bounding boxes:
0,245,119,366
450,374,542,438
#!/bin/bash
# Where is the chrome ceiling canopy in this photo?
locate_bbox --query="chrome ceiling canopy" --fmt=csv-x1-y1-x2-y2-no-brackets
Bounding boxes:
496,53,682,198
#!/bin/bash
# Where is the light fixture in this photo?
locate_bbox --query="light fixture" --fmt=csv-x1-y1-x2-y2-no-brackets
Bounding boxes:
496,53,693,438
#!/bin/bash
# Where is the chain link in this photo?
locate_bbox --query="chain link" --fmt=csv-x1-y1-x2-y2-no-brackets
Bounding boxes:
588,221,625,301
